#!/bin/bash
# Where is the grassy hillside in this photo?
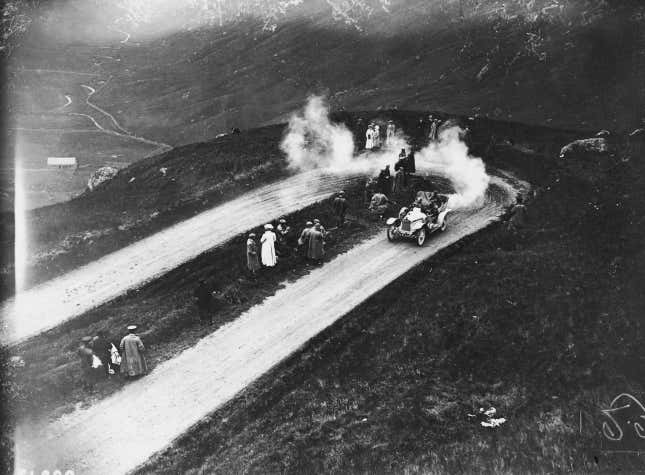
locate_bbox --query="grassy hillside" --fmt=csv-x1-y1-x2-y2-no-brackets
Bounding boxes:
136,117,645,474
23,0,645,146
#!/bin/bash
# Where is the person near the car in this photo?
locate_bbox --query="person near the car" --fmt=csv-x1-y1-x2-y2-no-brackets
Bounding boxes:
260,223,277,267
369,192,392,219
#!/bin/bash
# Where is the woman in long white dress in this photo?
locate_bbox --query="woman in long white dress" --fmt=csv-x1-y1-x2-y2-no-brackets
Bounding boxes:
373,124,381,148
260,224,277,267
365,125,374,150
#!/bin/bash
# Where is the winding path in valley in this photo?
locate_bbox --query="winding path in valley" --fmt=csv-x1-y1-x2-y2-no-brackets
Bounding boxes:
14,175,519,475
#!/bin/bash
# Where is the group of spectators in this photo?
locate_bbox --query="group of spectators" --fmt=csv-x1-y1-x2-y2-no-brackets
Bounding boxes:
365,120,398,149
77,325,147,390
244,189,349,273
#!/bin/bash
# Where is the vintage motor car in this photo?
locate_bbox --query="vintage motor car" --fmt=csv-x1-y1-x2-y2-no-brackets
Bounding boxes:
386,191,450,246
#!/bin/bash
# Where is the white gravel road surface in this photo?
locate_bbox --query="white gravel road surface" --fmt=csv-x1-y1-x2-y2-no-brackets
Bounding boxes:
14,177,517,475
1,171,357,345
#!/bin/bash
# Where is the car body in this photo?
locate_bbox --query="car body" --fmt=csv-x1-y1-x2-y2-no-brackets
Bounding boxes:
385,193,450,246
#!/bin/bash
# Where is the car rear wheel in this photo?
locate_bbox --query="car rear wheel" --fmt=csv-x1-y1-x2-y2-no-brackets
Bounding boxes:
387,225,397,242
416,228,427,246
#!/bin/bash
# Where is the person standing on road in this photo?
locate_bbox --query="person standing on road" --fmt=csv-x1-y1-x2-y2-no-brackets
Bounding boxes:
246,233,261,276
332,191,348,228
194,279,214,324
120,325,147,378
307,223,325,265
261,223,277,267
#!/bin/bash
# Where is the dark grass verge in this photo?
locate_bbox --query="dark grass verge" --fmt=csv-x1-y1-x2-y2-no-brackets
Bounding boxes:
135,128,645,473
5,173,449,425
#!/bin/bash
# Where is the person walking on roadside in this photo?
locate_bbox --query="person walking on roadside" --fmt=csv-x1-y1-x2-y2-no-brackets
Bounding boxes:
246,233,261,276
78,336,102,389
120,325,147,378
261,223,277,267
298,221,313,257
332,191,348,228
194,279,214,325
91,330,112,375
307,223,325,265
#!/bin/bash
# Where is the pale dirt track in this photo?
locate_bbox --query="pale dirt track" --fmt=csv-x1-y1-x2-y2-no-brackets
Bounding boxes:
14,176,517,475
1,171,357,345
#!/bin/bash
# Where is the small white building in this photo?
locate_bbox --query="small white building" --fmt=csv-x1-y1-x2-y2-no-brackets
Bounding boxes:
47,157,78,168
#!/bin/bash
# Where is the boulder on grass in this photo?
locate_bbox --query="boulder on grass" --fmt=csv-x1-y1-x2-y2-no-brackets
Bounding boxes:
87,166,118,191
559,137,616,182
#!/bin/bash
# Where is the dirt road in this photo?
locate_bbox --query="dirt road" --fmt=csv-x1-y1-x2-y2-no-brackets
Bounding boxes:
1,171,357,345
14,177,517,475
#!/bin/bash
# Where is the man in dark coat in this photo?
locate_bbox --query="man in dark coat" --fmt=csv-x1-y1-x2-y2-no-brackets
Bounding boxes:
194,279,214,325
332,191,348,227
307,223,325,265
377,166,391,195
406,149,416,174
298,221,314,258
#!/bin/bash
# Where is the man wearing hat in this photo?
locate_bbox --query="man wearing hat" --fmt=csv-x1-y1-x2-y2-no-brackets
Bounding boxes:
313,218,326,236
246,233,261,276
332,191,348,228
260,223,277,267
120,325,147,378
298,221,313,258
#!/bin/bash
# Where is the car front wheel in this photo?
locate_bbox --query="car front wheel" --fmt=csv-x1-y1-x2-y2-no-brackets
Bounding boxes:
416,228,427,246
387,225,397,242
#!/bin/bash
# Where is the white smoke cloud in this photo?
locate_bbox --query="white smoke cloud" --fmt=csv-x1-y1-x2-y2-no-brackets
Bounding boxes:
280,95,408,175
415,127,490,209
280,95,356,172
281,96,490,210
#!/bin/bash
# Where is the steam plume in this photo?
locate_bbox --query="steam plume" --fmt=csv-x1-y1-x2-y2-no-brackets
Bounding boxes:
415,127,490,209
281,96,490,209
